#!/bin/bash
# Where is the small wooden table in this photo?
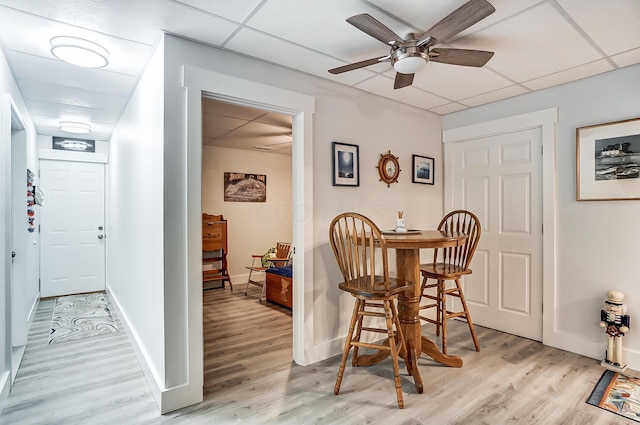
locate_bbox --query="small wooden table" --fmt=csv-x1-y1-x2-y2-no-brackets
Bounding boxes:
357,230,467,393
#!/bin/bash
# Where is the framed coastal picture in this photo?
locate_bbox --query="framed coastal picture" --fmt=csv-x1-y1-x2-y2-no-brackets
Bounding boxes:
224,172,267,202
332,142,359,187
576,118,640,201
412,154,434,185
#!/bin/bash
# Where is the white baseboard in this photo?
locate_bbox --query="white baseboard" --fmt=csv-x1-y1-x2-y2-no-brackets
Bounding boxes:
106,285,163,411
0,370,9,417
106,285,202,414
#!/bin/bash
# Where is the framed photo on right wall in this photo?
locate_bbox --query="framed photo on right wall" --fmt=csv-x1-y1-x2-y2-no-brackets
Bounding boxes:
412,154,434,185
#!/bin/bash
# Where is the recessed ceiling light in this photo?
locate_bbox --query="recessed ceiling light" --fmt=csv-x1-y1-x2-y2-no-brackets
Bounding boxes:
50,36,109,68
59,121,91,134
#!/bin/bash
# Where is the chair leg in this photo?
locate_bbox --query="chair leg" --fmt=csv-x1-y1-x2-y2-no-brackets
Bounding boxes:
436,280,443,337
390,300,411,377
245,268,253,295
259,278,266,303
335,299,362,396
455,279,481,352
441,280,448,355
384,300,404,409
351,300,366,367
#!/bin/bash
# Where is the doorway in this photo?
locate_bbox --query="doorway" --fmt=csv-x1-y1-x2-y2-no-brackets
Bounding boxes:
448,128,543,340
443,107,558,346
201,97,294,391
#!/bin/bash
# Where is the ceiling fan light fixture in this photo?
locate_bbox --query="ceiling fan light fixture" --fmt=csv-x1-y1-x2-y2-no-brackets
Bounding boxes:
50,36,109,68
59,121,91,134
393,56,426,74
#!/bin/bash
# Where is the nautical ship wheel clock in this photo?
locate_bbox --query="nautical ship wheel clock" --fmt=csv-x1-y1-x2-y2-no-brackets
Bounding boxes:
377,150,401,187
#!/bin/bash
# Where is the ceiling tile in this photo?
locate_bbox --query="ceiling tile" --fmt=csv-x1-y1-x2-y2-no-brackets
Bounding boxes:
26,99,122,124
18,80,128,111
460,83,529,107
409,61,513,100
522,59,614,91
245,0,395,61
202,98,265,119
203,115,247,131
174,0,264,22
429,102,469,115
164,2,242,46
0,1,163,45
355,75,450,110
611,48,640,68
7,51,137,97
225,27,379,85
557,0,640,56
255,112,292,127
453,2,603,82
364,0,544,40
0,7,153,76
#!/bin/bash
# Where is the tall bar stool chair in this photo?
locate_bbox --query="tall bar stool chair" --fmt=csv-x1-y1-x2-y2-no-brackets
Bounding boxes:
419,210,481,355
329,212,413,409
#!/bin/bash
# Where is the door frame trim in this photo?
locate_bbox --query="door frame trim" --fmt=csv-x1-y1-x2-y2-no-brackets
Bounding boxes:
442,107,558,347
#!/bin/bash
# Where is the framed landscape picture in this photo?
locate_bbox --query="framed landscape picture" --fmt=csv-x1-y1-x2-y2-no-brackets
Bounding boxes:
332,142,359,187
224,172,267,202
412,154,434,185
576,117,640,201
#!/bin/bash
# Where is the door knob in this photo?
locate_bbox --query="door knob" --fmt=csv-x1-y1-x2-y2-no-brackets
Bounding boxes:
11,251,16,258
98,235,104,240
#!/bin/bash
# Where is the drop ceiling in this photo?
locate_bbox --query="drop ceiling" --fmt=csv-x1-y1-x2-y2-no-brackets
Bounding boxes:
0,0,638,148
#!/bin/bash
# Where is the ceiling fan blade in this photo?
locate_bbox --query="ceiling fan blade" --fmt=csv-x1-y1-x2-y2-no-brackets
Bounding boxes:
394,72,414,89
347,13,404,46
417,0,495,46
328,56,389,74
429,48,494,67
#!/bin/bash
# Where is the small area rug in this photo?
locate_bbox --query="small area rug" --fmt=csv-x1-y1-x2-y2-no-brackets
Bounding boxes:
587,369,640,422
49,292,119,345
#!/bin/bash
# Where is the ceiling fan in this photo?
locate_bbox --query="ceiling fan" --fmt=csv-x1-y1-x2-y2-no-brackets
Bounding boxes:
328,0,496,89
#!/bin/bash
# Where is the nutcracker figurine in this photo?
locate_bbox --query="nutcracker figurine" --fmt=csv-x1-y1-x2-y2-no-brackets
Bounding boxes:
600,290,630,371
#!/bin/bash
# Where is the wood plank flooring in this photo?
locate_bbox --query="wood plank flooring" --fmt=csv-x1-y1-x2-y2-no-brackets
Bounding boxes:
1,286,637,424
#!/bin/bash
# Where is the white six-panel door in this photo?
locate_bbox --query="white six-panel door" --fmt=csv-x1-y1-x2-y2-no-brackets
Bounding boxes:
40,159,105,298
450,128,543,341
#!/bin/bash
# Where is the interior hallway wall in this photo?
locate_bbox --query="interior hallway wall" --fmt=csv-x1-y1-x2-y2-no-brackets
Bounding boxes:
106,37,166,402
443,63,640,369
0,44,39,408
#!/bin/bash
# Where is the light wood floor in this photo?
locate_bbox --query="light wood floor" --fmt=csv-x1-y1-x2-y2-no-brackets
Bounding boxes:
1,286,637,425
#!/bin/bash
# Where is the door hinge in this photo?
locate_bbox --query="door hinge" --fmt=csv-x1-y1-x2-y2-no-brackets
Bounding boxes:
541,145,543,155
38,224,41,233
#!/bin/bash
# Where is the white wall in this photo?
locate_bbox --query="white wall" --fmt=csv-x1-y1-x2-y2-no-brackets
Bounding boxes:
202,146,292,280
0,45,38,410
106,37,166,404
162,34,443,410
443,64,640,368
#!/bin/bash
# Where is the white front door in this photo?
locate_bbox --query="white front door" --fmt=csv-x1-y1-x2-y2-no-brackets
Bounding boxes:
449,128,543,341
40,159,105,298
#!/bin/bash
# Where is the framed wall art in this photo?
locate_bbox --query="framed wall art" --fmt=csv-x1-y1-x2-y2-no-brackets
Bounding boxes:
332,142,359,187
576,117,640,201
224,172,267,202
412,154,434,185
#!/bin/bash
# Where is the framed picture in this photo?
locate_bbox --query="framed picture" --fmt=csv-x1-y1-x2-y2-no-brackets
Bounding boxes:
576,117,640,201
412,154,434,185
332,142,359,187
224,172,267,202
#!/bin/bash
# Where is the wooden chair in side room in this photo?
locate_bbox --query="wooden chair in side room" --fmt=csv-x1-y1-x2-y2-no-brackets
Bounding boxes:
419,210,481,355
329,212,413,409
245,242,291,302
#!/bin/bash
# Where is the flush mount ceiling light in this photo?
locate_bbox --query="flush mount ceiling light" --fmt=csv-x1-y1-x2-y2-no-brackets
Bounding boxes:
50,36,109,68
59,121,91,134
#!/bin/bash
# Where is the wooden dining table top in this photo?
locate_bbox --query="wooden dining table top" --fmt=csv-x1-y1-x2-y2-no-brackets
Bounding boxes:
379,229,467,249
